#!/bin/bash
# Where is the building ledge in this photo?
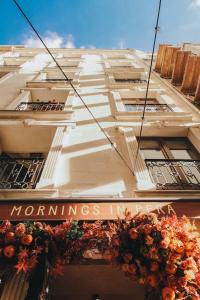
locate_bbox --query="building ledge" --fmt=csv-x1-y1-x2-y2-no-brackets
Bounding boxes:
26,81,78,88
0,189,58,199
115,111,192,122
135,189,200,199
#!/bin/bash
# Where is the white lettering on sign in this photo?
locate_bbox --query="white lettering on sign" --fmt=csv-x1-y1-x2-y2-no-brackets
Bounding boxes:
68,205,77,216
25,206,34,216
93,205,100,215
7,203,180,220
81,205,89,215
37,206,45,216
48,205,58,215
10,205,22,216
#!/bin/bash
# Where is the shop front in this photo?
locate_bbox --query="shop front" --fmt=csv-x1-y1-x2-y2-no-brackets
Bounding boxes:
0,199,200,300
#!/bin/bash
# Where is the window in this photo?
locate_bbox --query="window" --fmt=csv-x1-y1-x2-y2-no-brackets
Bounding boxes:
124,98,172,112
139,137,200,190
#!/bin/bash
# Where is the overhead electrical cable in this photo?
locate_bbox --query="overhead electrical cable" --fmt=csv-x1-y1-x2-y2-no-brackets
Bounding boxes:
12,0,162,177
12,0,135,176
133,0,162,171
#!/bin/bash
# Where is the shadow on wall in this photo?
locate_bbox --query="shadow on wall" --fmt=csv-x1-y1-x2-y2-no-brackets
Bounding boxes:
57,146,135,197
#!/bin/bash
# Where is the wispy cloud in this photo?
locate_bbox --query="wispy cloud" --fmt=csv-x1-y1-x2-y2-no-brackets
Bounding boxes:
64,34,75,48
190,0,200,8
23,31,75,48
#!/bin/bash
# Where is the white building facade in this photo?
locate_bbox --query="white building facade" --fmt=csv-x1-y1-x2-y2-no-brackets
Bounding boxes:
0,44,200,299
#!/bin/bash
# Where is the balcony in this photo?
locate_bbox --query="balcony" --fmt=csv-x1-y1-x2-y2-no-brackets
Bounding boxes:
145,159,200,190
16,101,65,112
0,155,45,189
125,104,172,112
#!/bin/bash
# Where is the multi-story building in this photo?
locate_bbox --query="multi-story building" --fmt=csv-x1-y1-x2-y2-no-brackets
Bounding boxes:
0,43,200,300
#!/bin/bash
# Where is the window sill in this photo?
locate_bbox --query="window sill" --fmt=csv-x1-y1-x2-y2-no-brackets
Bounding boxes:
134,189,200,198
115,111,192,121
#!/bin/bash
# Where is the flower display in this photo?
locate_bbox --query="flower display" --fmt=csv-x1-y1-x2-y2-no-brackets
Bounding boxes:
0,213,200,299
109,213,200,299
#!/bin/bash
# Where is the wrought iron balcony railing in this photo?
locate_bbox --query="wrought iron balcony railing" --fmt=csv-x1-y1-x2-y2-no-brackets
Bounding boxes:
145,159,200,190
42,79,72,82
115,78,147,83
16,101,65,111
0,156,45,189
125,104,172,112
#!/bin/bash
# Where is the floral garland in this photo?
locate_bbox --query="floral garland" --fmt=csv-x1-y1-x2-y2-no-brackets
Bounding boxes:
0,213,200,300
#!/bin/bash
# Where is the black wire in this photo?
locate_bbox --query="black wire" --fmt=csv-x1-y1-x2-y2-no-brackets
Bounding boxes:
12,0,135,176
133,0,162,171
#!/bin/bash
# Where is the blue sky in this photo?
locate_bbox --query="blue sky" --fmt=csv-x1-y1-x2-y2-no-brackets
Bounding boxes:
0,0,200,51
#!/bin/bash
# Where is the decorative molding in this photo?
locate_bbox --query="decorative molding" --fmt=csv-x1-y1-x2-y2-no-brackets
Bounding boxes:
121,128,155,190
36,127,67,188
188,127,200,153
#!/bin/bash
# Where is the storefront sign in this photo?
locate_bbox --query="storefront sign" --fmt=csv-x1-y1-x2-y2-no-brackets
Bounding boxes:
0,201,199,221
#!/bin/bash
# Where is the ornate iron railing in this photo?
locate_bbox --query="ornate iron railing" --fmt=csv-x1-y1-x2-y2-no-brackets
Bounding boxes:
0,156,45,189
42,79,72,82
115,78,147,83
16,102,65,111
145,159,200,190
125,104,172,112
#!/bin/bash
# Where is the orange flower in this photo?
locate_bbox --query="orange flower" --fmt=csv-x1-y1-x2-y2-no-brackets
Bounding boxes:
147,274,158,288
5,231,15,242
185,241,195,251
162,287,175,300
21,234,33,246
15,223,26,237
145,235,154,245
129,228,138,240
4,245,15,258
18,249,29,260
143,224,153,235
161,229,170,239
15,260,29,273
165,264,177,275
195,272,200,285
160,237,170,249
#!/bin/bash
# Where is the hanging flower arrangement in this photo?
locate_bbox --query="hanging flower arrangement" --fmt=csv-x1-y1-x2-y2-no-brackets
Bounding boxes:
0,213,200,300
110,212,200,300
